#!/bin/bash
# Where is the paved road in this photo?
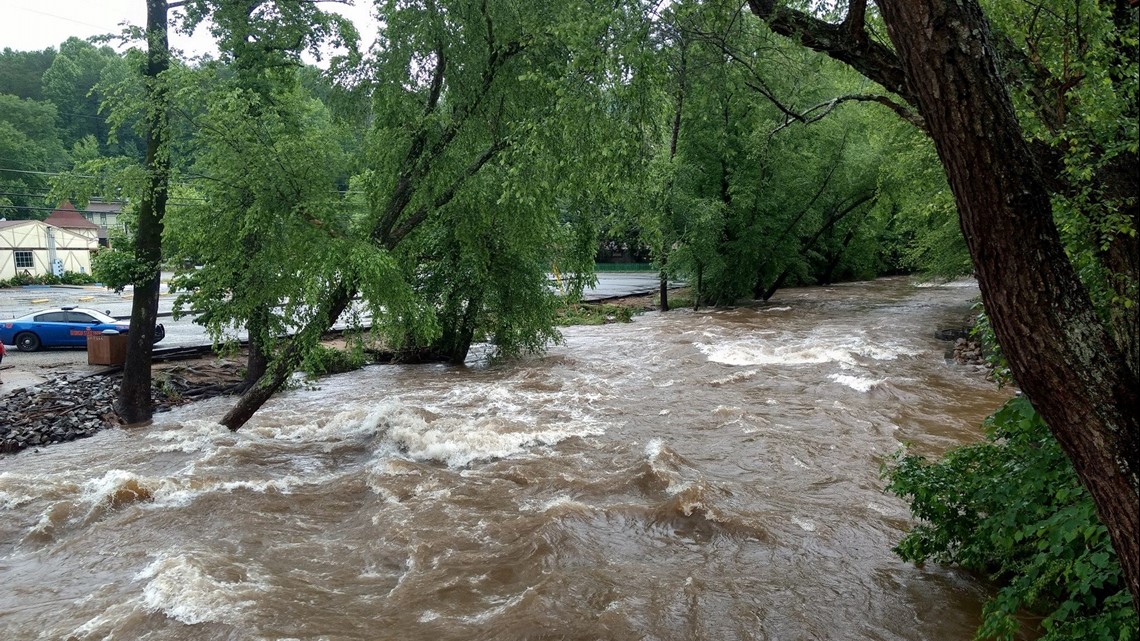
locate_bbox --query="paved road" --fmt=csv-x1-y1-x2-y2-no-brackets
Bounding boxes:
0,272,676,322
0,272,682,387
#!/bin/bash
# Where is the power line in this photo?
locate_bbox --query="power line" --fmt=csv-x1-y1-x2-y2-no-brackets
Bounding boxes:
1,3,122,33
0,202,197,213
0,166,94,178
0,166,366,198
0,204,118,213
0,190,123,201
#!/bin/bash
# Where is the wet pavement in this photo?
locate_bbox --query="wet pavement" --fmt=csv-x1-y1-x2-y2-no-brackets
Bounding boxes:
0,272,672,321
0,271,677,393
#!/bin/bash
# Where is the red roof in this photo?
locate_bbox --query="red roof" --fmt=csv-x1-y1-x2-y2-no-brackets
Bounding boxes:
44,201,100,230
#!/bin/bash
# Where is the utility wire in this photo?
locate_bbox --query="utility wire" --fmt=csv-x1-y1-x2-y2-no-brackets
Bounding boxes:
1,165,366,197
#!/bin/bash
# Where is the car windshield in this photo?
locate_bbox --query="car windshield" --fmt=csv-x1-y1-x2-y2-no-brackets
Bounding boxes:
18,308,120,324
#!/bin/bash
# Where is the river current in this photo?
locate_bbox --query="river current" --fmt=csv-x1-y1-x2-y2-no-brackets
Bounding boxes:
0,277,1015,640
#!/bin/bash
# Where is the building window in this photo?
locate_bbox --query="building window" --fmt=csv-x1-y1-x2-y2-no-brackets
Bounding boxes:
99,213,108,225
14,251,34,269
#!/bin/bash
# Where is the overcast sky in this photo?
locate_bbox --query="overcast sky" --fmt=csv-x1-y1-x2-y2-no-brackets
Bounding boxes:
0,0,376,60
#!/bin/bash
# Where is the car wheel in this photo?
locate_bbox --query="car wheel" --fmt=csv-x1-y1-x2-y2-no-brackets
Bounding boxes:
153,324,166,344
15,332,41,352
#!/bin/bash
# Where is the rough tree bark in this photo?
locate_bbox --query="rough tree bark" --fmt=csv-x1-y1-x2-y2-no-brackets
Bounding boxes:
659,34,689,314
116,0,171,425
746,0,1140,610
874,0,1139,607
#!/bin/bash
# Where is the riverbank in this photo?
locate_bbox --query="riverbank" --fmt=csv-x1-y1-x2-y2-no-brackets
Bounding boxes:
0,293,663,456
0,285,987,457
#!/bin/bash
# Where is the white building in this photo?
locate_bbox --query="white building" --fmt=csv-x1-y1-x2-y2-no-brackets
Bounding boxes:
0,218,98,280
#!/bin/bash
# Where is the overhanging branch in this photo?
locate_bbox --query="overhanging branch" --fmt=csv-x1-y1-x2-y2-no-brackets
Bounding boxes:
768,92,925,135
745,0,912,101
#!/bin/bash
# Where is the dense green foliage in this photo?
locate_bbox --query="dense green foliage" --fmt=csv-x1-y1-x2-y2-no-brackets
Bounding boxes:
886,397,1137,640
601,1,952,307
0,47,56,101
0,93,68,218
1,2,1135,630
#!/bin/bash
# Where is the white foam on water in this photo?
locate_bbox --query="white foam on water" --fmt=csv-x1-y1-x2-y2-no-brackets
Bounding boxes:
80,469,149,500
696,332,918,367
645,438,665,459
792,517,816,532
713,405,742,417
70,597,147,640
389,417,602,468
422,380,608,428
827,373,887,393
867,502,899,517
764,306,792,312
791,456,811,470
914,279,976,289
520,495,594,515
17,469,184,539
457,587,534,624
357,402,607,468
245,407,382,445
437,383,524,417
386,555,418,598
710,369,758,385
0,471,78,510
143,420,235,453
645,439,691,495
136,551,267,626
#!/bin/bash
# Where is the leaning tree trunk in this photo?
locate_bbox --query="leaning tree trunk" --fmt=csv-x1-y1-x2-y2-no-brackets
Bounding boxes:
221,284,354,430
878,0,1140,609
117,0,170,425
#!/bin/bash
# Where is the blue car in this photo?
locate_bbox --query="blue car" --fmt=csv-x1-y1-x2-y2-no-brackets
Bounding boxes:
0,306,165,352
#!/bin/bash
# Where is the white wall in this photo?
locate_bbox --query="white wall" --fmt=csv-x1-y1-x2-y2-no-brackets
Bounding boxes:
0,222,97,280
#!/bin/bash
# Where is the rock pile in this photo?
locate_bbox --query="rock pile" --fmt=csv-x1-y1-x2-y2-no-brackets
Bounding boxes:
952,337,987,366
1,375,121,453
1,362,245,455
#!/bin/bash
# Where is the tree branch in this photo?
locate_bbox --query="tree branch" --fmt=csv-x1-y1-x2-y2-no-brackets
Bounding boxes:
746,0,912,101
842,0,868,43
768,92,926,135
386,139,508,248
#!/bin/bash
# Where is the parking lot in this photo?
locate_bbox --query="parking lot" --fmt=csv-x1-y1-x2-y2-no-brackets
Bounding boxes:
0,272,674,393
0,280,191,391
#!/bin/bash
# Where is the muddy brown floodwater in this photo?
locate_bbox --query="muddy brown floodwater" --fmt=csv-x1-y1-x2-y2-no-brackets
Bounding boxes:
0,277,1017,640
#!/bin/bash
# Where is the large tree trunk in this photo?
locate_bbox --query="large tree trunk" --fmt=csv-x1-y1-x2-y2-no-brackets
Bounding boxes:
221,284,354,430
877,0,1139,608
116,0,170,425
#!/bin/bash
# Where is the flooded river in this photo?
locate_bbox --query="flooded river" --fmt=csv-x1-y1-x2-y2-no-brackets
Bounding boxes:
0,278,1013,640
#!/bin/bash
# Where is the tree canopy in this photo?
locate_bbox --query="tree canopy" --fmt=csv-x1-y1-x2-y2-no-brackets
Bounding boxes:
1,1,1135,634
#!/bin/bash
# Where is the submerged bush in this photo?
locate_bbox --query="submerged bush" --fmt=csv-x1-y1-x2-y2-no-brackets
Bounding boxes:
884,396,1137,641
301,344,366,377
555,303,637,326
